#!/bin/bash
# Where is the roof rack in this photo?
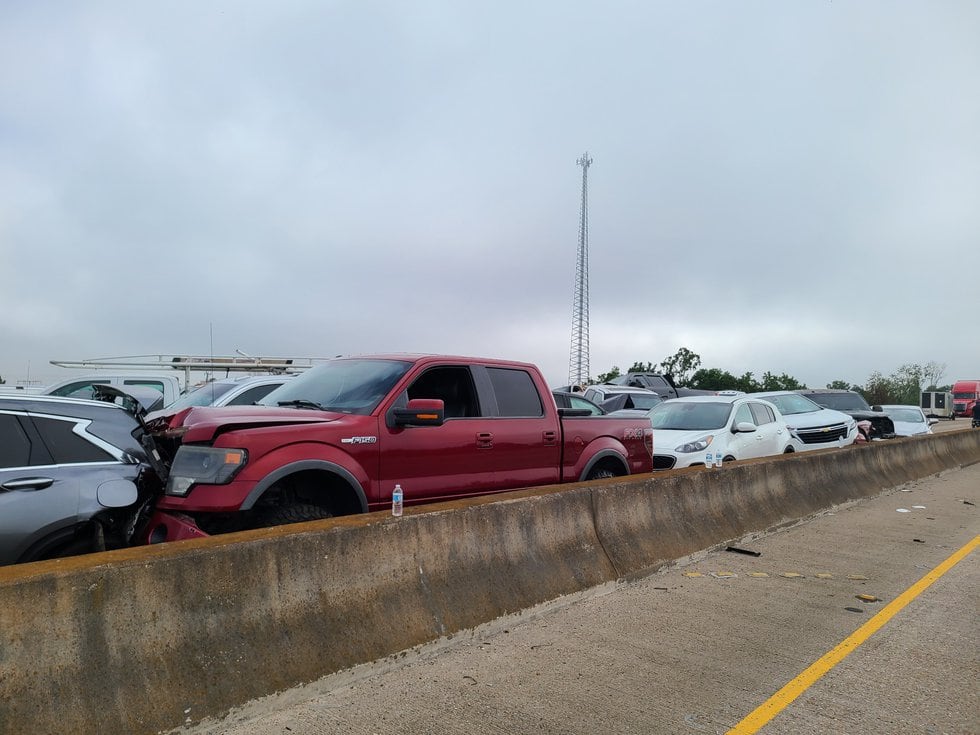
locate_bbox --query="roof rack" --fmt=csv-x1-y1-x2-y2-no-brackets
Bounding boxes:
49,354,332,384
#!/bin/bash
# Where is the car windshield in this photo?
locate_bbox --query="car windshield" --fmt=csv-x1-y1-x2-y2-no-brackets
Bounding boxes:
806,392,871,411
165,382,236,409
884,408,925,423
258,359,412,414
757,394,820,415
648,401,733,430
628,394,663,410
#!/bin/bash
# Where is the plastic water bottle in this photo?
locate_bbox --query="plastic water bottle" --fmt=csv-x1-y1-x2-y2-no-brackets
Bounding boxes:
704,451,713,468
714,451,723,468
392,484,403,517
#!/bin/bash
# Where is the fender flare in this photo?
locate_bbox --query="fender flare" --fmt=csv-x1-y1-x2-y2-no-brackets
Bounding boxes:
578,448,629,482
240,459,368,513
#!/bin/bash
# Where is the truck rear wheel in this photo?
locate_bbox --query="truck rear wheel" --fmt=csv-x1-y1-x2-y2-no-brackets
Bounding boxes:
585,467,617,481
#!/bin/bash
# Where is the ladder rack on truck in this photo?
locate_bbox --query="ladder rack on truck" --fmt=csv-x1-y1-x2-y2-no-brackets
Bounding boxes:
50,354,332,388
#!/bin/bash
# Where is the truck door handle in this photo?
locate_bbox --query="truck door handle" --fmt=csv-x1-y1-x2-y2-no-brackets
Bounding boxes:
477,432,494,449
543,430,557,445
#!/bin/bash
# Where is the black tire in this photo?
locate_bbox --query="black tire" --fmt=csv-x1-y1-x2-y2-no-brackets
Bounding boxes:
783,446,795,453
585,467,617,481
255,503,334,528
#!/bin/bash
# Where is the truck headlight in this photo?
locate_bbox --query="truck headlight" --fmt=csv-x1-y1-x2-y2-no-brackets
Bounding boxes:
166,446,247,497
675,436,713,453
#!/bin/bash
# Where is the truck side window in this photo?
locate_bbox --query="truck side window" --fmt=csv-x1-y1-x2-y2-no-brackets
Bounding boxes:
48,380,111,400
486,368,544,418
122,379,165,395
407,367,479,419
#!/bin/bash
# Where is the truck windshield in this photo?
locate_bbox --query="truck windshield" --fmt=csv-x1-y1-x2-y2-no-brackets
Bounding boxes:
648,401,732,430
259,359,412,414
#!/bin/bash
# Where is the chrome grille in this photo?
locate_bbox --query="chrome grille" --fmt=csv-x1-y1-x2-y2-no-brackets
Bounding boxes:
796,423,849,445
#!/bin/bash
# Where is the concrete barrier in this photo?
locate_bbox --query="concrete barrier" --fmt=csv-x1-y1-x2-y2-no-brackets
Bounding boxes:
2,430,979,734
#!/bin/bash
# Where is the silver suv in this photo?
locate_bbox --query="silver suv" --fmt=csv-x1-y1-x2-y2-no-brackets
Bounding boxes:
0,394,159,565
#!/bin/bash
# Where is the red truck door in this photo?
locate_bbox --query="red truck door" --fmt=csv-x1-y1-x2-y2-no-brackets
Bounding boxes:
380,365,500,503
379,363,560,505
477,365,562,490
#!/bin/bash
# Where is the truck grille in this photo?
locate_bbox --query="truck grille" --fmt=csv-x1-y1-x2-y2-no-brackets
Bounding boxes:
796,423,849,445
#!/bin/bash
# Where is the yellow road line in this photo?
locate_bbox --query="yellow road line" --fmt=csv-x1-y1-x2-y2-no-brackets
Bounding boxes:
726,534,979,735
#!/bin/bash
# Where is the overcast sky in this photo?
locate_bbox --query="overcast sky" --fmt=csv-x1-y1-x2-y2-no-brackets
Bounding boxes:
2,1,978,391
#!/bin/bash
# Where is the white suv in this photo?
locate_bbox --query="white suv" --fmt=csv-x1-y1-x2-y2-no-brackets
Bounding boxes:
750,391,857,451
647,395,792,470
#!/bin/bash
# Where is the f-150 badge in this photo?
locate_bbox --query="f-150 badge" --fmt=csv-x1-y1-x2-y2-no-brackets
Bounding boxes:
341,436,378,444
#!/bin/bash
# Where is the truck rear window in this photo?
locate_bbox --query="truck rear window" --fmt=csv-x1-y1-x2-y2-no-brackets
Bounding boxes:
487,368,543,417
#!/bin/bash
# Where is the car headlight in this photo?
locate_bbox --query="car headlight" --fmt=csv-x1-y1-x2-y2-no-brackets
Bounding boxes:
166,446,247,497
675,436,714,453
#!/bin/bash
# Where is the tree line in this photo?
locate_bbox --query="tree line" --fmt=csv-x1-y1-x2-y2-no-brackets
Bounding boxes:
593,348,949,406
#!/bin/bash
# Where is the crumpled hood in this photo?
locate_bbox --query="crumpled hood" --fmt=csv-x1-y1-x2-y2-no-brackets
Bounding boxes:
147,405,345,443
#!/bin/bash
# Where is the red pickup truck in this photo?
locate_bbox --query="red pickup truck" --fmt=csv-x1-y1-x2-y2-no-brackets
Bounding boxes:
140,354,654,543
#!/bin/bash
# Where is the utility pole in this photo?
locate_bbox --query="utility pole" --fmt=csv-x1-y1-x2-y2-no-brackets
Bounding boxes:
568,152,592,388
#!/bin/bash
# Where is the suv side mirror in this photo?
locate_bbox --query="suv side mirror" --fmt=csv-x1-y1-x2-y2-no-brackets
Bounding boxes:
392,398,445,427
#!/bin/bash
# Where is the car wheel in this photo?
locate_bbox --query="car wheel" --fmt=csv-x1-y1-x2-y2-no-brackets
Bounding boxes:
256,503,334,528
585,467,617,481
783,446,795,453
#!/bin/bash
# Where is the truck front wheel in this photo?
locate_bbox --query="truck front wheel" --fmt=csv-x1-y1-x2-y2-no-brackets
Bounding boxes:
255,503,334,529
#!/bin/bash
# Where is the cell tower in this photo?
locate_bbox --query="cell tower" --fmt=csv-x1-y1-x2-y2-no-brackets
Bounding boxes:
568,152,592,387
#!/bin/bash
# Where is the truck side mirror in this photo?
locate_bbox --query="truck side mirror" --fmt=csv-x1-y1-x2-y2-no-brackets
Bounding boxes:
392,398,445,427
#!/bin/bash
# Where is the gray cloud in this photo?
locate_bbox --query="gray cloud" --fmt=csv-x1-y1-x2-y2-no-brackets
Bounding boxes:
2,1,978,390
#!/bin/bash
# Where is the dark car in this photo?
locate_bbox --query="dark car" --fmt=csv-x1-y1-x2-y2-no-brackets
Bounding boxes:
0,394,160,565
552,390,606,415
795,389,896,440
598,391,663,413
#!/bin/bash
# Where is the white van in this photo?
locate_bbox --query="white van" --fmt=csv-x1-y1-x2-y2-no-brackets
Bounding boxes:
920,390,955,420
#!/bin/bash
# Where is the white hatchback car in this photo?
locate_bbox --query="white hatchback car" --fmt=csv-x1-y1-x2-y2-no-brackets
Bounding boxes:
751,391,858,451
647,395,792,470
